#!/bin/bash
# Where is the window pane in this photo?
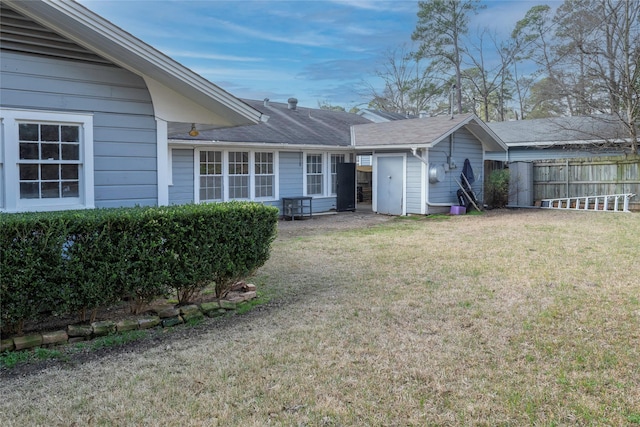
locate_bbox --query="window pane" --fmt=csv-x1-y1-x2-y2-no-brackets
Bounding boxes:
19,143,39,160
20,182,39,199
61,164,78,180
19,164,38,180
41,125,59,142
42,143,60,160
229,176,249,198
16,120,84,202
255,176,273,198
61,126,79,142
62,181,79,197
41,181,60,198
19,123,39,141
41,164,60,180
61,144,79,160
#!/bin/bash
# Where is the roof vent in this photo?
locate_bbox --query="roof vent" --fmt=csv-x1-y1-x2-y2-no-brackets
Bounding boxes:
419,111,428,118
287,97,298,110
263,98,269,107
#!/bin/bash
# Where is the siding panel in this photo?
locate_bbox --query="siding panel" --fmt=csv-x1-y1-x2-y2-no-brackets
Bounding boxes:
429,129,484,205
169,149,195,205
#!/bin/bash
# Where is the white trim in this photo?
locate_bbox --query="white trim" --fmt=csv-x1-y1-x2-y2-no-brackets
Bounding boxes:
156,118,169,205
0,108,94,212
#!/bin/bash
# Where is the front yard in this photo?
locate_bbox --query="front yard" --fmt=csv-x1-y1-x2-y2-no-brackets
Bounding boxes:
1,209,638,425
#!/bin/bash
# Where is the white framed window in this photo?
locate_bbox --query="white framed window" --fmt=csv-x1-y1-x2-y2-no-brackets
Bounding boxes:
330,154,345,195
0,109,94,212
195,149,277,203
199,150,223,201
254,152,274,199
228,151,249,199
306,153,323,195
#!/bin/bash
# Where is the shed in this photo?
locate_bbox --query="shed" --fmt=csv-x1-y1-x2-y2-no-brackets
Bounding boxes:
351,114,507,215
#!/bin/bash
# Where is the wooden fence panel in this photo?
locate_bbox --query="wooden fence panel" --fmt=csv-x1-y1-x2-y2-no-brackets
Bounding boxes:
532,155,640,210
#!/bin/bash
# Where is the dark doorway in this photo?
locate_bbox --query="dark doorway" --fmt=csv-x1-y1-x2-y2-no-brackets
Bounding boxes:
336,162,356,212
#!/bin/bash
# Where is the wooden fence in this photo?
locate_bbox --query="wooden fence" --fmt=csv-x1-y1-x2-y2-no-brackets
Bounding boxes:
532,155,640,210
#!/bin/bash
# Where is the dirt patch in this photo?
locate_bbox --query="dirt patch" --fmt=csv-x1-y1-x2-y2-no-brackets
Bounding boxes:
275,206,394,239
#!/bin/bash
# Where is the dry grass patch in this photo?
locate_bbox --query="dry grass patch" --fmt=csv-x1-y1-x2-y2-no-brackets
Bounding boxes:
1,210,639,426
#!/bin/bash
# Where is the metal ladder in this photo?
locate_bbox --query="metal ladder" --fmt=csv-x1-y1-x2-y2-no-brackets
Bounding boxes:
541,193,636,213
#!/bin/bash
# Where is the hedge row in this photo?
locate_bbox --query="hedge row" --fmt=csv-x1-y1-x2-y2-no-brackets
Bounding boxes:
0,202,279,336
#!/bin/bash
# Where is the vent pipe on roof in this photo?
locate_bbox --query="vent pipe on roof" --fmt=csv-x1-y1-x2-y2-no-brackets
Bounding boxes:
288,97,298,110
263,98,269,107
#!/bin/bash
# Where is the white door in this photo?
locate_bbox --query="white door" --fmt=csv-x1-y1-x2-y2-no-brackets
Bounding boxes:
376,156,403,215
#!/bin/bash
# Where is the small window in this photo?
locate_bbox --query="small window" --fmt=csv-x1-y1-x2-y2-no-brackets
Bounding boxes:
199,150,223,201
254,152,274,198
330,154,345,195
18,123,81,200
228,151,249,199
0,109,94,212
306,154,323,195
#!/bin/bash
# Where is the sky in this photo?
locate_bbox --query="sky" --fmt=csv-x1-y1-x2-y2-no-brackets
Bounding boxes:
79,0,554,110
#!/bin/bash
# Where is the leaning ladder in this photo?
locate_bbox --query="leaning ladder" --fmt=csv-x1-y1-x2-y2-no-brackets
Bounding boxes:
541,193,636,213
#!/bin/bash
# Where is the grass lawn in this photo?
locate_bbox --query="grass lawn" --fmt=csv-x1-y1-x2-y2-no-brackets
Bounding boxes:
1,209,639,426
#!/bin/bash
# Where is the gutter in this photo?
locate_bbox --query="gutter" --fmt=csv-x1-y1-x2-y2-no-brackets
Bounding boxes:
169,140,357,151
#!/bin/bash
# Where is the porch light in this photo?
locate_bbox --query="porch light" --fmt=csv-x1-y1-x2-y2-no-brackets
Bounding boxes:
188,123,199,137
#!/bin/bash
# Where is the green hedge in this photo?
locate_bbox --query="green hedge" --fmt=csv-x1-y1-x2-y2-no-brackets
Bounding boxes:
0,202,278,335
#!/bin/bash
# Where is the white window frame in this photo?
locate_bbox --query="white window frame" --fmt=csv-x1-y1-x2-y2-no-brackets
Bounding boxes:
254,151,275,200
198,149,224,202
194,148,278,203
330,153,345,196
304,152,324,196
0,109,94,212
303,152,349,198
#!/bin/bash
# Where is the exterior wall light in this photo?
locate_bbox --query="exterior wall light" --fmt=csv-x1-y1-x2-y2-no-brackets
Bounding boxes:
189,123,199,137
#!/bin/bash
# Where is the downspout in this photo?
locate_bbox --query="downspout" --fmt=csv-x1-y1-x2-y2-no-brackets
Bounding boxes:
410,148,452,208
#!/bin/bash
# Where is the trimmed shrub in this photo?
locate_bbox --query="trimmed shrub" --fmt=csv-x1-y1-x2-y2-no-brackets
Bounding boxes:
0,202,278,335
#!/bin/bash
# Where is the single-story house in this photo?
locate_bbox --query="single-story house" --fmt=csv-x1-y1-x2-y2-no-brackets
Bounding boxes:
0,0,265,213
351,113,508,215
486,115,636,162
167,98,372,214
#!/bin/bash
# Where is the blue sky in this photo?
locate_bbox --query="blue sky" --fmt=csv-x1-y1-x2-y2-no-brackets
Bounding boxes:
80,0,552,110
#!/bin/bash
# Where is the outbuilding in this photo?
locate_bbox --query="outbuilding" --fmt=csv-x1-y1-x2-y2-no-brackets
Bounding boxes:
351,113,507,215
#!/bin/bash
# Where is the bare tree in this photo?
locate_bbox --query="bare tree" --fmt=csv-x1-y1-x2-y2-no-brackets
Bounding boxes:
361,46,441,116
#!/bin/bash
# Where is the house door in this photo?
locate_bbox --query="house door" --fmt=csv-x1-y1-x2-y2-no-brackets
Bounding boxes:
336,162,356,212
376,156,403,215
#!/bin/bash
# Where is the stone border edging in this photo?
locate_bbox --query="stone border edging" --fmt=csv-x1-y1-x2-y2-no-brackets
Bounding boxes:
1,289,257,353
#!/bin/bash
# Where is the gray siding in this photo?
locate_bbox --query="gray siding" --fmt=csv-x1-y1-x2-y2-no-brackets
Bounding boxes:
278,151,304,196
169,149,195,205
429,128,484,204
1,51,157,208
405,156,423,214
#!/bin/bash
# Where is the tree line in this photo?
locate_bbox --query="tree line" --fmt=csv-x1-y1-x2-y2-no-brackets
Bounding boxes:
359,0,638,153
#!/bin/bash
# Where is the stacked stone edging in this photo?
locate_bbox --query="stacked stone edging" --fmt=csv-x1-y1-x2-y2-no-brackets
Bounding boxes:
0,288,257,353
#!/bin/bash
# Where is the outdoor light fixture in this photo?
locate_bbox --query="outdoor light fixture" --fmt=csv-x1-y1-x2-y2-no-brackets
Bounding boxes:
188,123,199,137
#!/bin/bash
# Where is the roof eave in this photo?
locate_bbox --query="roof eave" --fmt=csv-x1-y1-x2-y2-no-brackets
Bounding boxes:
4,0,264,127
